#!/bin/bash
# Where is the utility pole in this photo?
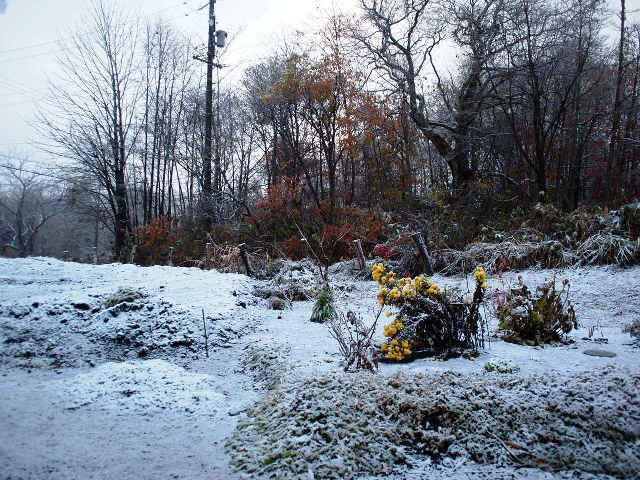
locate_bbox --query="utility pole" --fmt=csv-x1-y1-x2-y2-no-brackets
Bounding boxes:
194,0,227,224
202,0,216,218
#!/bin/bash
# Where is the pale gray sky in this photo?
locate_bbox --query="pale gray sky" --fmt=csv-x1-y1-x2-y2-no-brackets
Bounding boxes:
0,0,358,164
0,0,636,166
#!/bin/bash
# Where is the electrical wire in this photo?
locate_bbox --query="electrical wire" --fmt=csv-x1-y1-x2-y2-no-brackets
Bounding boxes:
0,0,204,64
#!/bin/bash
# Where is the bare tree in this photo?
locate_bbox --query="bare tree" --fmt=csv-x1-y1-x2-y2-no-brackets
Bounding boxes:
0,159,59,257
40,0,141,260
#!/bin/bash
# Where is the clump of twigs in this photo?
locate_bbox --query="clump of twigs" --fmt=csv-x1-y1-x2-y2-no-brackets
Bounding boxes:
495,276,577,345
574,233,639,266
183,241,269,274
328,310,380,372
292,223,382,371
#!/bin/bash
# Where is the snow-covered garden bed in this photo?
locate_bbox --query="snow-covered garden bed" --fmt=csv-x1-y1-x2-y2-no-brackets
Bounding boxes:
1,257,639,479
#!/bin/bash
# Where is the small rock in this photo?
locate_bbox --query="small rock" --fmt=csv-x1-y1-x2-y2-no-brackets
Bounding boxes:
583,349,617,358
72,302,91,311
484,359,520,374
269,296,286,311
9,305,31,318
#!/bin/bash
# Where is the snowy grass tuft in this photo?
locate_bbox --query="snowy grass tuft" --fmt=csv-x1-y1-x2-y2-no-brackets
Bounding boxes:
227,368,640,479
574,233,640,266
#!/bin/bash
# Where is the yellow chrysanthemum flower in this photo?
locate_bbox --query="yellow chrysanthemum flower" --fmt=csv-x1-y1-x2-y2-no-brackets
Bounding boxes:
401,284,417,299
427,283,441,296
474,266,488,288
384,337,412,361
389,287,402,302
372,263,385,283
377,286,388,305
413,275,427,292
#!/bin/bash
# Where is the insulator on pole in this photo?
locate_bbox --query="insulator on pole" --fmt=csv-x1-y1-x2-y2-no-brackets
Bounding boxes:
215,30,227,48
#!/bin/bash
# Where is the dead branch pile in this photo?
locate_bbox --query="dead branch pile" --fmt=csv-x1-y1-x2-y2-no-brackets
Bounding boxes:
432,240,569,275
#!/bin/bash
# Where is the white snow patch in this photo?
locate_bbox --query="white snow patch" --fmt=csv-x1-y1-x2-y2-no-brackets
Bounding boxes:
57,359,226,415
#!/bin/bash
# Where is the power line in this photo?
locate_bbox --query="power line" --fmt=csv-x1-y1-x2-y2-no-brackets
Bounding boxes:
0,48,70,65
0,97,45,108
0,0,204,60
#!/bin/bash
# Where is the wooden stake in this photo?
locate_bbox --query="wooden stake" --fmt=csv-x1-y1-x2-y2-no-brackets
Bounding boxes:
238,243,252,276
353,239,366,270
202,308,209,358
205,242,212,269
411,231,433,275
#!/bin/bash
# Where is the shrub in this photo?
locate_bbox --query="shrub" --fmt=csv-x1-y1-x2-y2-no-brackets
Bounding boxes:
227,367,640,479
133,216,177,266
372,243,398,260
484,359,519,374
318,223,354,262
309,284,336,323
373,263,489,360
495,277,577,345
103,287,144,308
432,240,568,275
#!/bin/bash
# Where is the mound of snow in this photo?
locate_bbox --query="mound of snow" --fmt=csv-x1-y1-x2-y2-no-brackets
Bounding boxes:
58,359,226,415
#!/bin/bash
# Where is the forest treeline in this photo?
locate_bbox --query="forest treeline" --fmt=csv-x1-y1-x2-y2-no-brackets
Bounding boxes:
1,0,639,262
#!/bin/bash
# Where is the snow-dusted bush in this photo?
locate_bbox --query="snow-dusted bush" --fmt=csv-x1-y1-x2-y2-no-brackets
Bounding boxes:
373,263,488,360
309,284,336,323
484,358,519,374
495,277,577,345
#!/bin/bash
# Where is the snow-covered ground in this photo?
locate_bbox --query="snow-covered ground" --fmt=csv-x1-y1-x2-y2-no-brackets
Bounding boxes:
0,257,638,479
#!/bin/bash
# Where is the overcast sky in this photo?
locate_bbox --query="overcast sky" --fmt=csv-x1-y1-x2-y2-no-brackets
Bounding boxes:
0,0,359,165
0,0,637,167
